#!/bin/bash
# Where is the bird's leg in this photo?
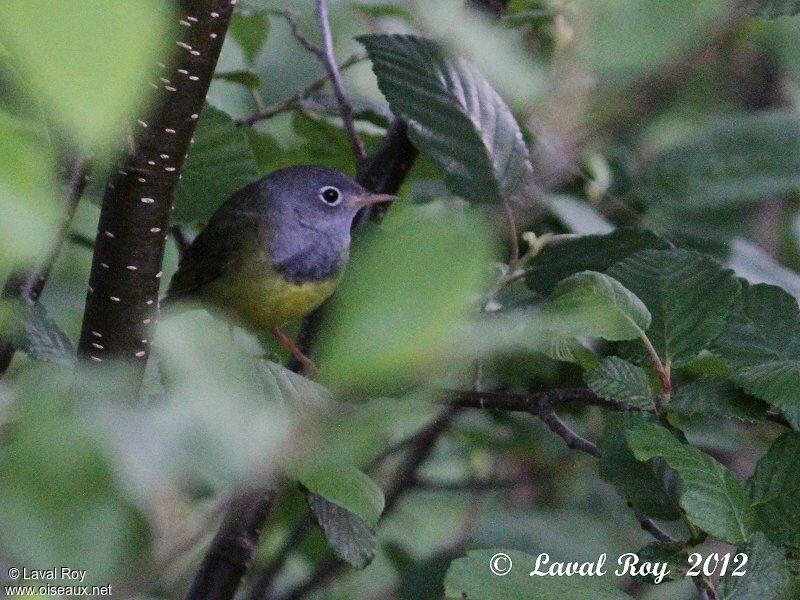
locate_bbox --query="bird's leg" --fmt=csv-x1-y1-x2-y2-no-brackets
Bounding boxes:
270,327,316,375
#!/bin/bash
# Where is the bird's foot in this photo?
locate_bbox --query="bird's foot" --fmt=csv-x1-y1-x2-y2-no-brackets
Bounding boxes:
270,327,317,377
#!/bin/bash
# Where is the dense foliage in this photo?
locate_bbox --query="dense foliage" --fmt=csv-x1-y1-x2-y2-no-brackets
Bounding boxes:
1,1,800,599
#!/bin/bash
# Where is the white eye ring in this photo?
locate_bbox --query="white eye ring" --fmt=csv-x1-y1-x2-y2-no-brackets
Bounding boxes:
319,186,342,206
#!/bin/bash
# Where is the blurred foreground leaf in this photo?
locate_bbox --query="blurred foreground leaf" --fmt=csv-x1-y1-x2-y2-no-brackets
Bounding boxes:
0,0,171,149
0,110,58,268
2,301,75,365
747,0,800,18
718,533,789,600
318,206,493,392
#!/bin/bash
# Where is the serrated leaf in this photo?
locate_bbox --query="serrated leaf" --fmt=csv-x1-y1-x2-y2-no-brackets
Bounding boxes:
3,301,75,365
173,105,259,224
598,413,682,521
444,549,633,599
718,533,789,600
747,0,800,18
747,432,800,548
538,271,651,342
359,34,535,207
671,377,768,422
229,8,269,65
641,112,800,210
607,249,740,367
627,422,756,544
525,229,670,295
711,283,800,428
586,357,654,409
299,464,385,568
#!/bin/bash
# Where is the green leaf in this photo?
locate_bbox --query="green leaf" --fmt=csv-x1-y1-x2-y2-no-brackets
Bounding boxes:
718,533,789,600
635,542,688,582
747,432,800,548
0,0,170,149
0,110,58,268
3,301,76,365
230,8,270,65
641,112,800,210
586,357,654,409
317,206,494,392
299,464,385,568
255,360,332,412
598,413,682,521
627,422,756,543
525,229,670,295
538,271,651,342
359,34,535,207
576,0,729,75
173,105,259,224
214,70,261,90
608,249,741,367
711,283,800,428
671,377,768,422
747,0,800,18
444,549,633,599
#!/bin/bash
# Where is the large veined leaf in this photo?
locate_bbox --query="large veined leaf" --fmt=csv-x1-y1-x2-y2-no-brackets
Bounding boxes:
711,283,800,428
359,34,535,207
174,105,259,224
299,463,385,568
608,249,740,367
0,0,170,149
718,533,789,600
641,112,800,210
671,377,768,422
747,0,800,17
627,422,756,544
444,549,633,599
747,432,800,548
525,229,670,295
598,413,682,521
586,357,654,409
538,271,651,342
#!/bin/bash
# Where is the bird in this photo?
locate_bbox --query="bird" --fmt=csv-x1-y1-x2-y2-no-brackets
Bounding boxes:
162,165,395,370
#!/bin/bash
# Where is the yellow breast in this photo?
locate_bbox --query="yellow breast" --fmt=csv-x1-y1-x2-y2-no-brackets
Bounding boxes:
203,256,341,331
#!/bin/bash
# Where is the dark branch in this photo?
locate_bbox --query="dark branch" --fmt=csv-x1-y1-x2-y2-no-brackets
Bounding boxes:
185,486,276,600
445,387,633,413
0,155,90,376
76,0,234,394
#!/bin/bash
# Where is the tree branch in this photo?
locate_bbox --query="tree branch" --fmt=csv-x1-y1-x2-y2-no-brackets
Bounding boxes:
185,486,276,600
0,154,90,376
314,0,366,163
76,0,234,394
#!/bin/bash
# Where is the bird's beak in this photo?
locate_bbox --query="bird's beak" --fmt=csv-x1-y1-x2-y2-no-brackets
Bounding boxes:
346,192,398,210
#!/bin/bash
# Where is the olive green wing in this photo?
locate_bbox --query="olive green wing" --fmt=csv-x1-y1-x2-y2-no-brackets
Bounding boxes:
164,212,262,303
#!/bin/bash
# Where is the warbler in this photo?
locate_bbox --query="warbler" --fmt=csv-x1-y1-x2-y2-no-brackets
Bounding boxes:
162,165,395,366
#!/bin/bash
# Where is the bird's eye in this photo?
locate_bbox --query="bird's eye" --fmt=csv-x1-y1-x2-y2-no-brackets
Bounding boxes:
319,186,342,206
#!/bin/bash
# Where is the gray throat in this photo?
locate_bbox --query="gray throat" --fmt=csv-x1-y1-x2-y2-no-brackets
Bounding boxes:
271,226,350,284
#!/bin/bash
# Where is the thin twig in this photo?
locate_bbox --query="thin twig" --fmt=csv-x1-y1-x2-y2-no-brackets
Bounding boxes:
237,53,365,126
315,0,366,163
245,516,311,600
273,9,322,55
0,155,90,376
